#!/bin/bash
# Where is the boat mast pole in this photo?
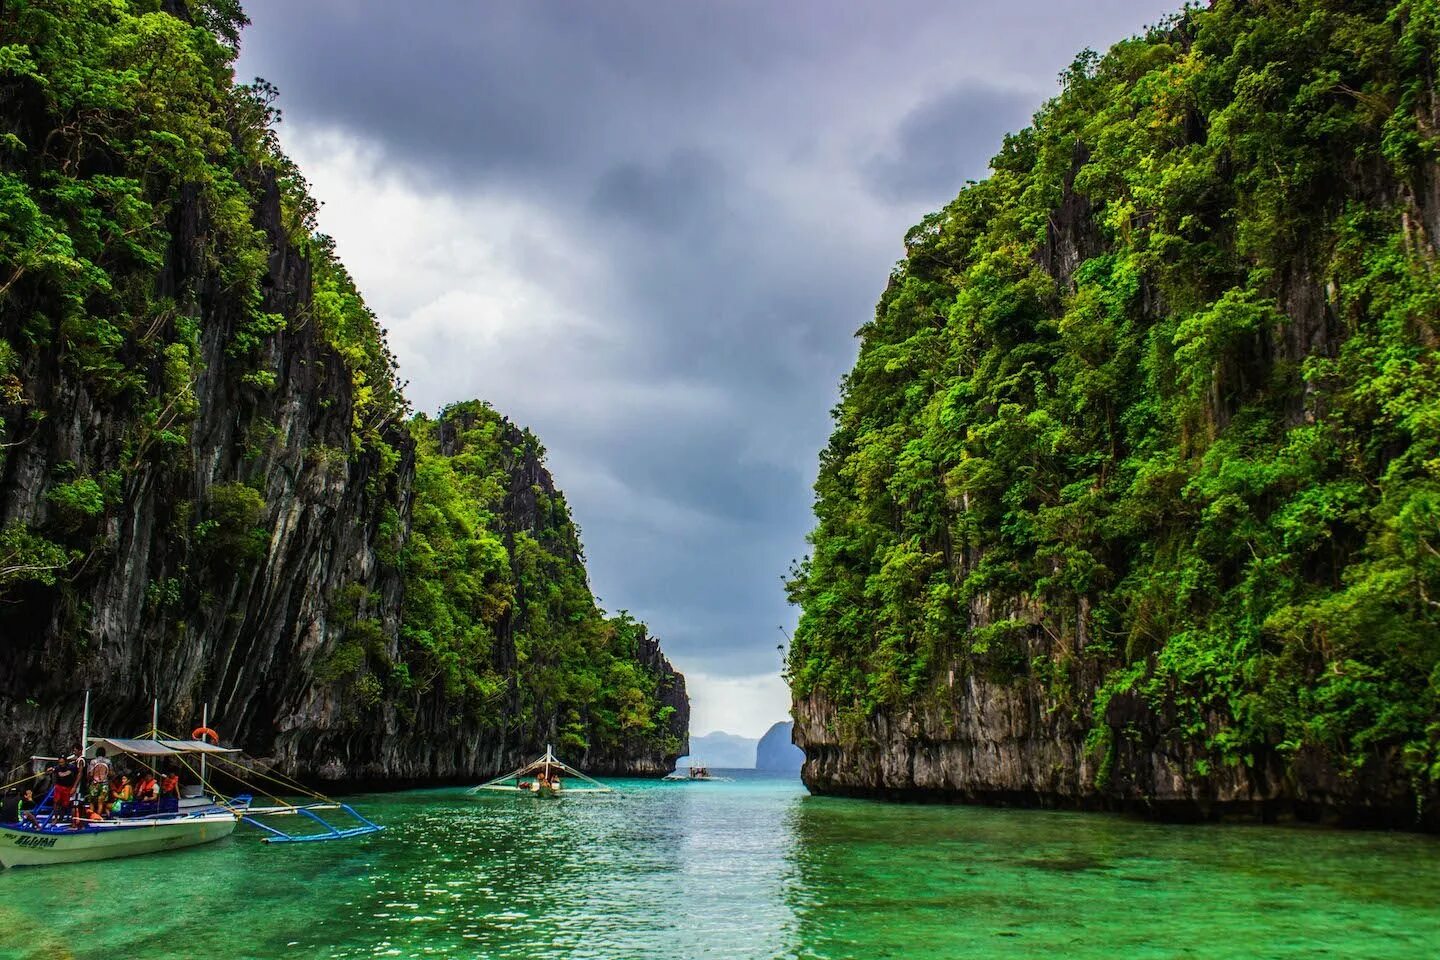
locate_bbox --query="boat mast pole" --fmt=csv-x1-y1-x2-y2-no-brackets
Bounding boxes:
151,698,158,739
81,689,90,756
200,702,208,787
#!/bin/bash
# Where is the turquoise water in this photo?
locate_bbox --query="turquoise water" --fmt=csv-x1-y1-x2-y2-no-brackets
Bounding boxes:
1,772,1437,958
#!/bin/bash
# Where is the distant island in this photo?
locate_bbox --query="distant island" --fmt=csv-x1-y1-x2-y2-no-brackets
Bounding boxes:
756,722,803,775
674,725,804,773
677,731,759,769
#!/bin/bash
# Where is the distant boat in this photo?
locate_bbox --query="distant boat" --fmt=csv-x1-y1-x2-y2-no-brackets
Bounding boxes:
662,760,732,782
467,745,612,797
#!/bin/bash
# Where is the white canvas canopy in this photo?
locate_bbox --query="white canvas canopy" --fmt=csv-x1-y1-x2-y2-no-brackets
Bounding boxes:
467,745,612,794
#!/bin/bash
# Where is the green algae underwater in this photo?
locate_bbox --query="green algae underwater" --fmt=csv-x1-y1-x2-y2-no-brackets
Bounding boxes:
0,773,1435,959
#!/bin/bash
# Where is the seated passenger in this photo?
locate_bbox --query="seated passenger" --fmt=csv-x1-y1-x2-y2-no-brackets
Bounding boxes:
19,788,39,826
0,789,30,824
160,773,180,799
110,775,134,814
136,773,160,803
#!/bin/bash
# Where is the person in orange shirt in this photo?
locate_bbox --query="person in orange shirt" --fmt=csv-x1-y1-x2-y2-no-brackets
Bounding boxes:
136,773,160,803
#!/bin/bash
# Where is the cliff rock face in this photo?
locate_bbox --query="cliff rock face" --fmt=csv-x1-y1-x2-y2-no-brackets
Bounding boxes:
370,404,688,782
0,163,415,778
789,1,1440,828
0,0,685,783
600,629,688,775
794,682,1419,824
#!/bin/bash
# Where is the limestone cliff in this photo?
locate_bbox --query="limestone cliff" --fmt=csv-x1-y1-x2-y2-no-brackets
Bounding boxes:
0,0,685,783
789,1,1440,828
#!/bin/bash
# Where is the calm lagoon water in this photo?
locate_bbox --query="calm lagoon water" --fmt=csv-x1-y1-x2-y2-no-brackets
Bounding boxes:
1,771,1437,959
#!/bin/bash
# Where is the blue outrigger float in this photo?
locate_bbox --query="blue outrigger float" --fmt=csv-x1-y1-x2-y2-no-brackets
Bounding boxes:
0,697,383,868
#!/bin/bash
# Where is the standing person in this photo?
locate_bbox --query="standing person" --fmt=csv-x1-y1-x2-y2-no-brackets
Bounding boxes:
86,747,112,817
46,751,81,822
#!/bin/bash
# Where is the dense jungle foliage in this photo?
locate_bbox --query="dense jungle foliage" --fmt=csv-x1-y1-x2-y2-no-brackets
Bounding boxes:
0,1,680,759
788,0,1440,793
0,0,404,583
400,402,680,757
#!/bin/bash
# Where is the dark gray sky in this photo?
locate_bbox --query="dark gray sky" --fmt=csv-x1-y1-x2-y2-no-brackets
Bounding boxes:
237,0,1179,736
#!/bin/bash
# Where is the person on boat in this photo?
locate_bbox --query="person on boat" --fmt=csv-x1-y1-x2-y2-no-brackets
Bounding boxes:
160,772,180,799
88,747,111,781
86,747,112,817
0,787,39,825
19,787,39,826
46,750,81,821
136,772,160,804
110,774,134,815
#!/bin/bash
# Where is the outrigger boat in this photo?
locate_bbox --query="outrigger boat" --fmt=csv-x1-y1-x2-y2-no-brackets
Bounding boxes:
663,760,732,782
467,745,612,797
0,697,383,869
0,736,245,869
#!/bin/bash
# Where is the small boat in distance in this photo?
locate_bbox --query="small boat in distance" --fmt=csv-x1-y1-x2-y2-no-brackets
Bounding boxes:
663,760,733,782
468,745,613,797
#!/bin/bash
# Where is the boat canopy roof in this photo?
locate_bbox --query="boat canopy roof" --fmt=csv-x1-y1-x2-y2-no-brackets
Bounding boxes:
88,737,241,756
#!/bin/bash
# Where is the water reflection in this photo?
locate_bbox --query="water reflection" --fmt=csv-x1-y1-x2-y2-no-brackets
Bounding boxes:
335,774,805,958
1,777,1436,960
783,794,1440,959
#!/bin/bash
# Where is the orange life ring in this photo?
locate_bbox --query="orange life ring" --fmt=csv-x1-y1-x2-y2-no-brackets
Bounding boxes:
191,726,220,744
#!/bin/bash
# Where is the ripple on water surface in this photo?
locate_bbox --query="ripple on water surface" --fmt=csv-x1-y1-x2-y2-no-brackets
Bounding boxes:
0,773,1436,959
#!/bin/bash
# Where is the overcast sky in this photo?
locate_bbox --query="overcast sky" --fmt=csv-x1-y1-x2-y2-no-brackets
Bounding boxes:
237,0,1180,738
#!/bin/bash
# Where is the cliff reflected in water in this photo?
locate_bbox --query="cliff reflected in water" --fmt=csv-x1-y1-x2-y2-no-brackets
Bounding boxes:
783,790,1440,958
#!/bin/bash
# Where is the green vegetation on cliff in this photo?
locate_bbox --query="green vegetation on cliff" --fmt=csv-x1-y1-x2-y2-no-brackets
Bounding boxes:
788,0,1440,792
396,402,681,757
0,0,404,585
0,1,683,769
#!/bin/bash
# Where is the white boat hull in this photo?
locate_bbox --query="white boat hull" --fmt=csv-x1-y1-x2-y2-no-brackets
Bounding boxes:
0,812,238,868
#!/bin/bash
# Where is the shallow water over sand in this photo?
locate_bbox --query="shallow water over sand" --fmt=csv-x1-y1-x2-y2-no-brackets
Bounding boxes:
1,772,1436,958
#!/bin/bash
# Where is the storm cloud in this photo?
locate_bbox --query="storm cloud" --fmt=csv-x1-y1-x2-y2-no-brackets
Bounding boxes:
237,0,1181,736
863,83,1036,202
